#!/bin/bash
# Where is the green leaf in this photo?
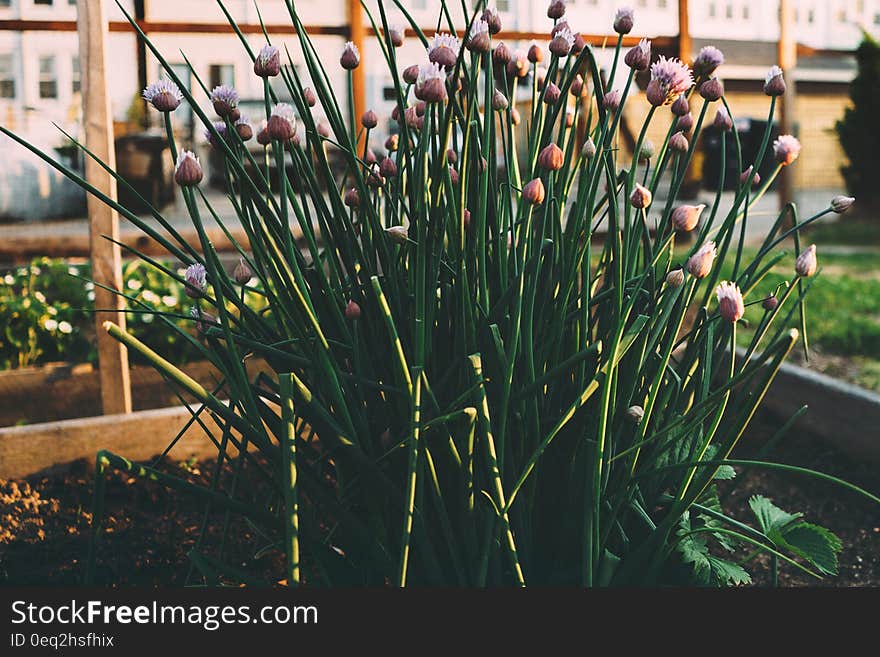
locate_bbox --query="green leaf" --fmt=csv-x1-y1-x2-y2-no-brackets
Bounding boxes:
676,511,750,586
749,494,802,534
707,555,752,586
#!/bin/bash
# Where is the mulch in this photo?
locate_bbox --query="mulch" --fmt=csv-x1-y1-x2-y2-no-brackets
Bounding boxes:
1,415,877,587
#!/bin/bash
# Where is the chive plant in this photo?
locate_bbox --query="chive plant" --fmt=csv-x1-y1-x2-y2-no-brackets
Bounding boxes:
6,0,874,586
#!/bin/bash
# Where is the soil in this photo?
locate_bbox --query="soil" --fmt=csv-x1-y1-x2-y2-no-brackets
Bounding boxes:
1,416,877,587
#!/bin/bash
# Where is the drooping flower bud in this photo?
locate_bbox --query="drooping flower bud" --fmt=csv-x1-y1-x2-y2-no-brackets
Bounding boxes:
831,195,855,214
210,85,239,118
795,244,817,277
671,204,705,232
547,0,566,20
174,150,203,187
762,295,779,311
538,143,565,171
764,65,785,96
402,65,420,85
626,405,644,424
686,241,717,278
669,131,689,153
624,38,651,71
773,134,801,166
232,257,253,285
614,7,635,34
716,281,745,323
142,79,183,113
666,267,685,288
522,178,546,205
699,77,723,102
254,45,281,78
345,300,361,320
386,225,409,244
630,182,652,209
340,41,361,70
184,263,207,298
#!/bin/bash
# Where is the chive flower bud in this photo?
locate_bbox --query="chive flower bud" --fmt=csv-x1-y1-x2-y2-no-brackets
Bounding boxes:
266,103,296,141
614,7,635,35
716,281,745,323
232,257,253,285
340,41,360,69
671,94,689,117
687,241,717,278
699,77,723,102
482,7,502,34
467,19,491,53
831,195,855,214
626,405,644,424
361,110,378,129
762,295,779,311
528,43,544,64
142,79,182,113
345,300,361,320
764,65,785,96
669,131,689,153
184,263,207,298
713,106,732,131
402,65,419,85
666,267,685,288
210,84,239,118
386,225,408,244
773,134,801,166
795,244,817,277
630,183,652,209
429,33,461,70
624,38,651,71
415,62,448,103
303,87,317,107
538,143,565,171
174,150,203,187
693,46,724,80
522,178,546,205
671,204,705,232
254,45,281,78
388,25,405,48
547,0,566,20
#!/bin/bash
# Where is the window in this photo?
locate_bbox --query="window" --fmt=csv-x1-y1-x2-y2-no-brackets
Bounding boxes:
71,55,80,94
208,63,234,90
808,9,815,23
0,54,14,98
742,5,749,19
708,2,716,18
496,0,509,11
34,0,54,5
0,0,12,7
658,0,668,8
38,55,57,99
875,12,880,25
725,2,733,19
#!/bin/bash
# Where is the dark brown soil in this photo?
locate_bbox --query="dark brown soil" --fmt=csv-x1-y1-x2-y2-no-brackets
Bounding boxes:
1,416,877,587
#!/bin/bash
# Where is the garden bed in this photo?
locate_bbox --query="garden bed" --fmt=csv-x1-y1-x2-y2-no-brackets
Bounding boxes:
1,414,875,587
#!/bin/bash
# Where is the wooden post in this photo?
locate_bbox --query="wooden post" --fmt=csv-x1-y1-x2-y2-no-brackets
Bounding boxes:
77,0,132,415
347,0,366,147
778,0,797,211
678,0,691,64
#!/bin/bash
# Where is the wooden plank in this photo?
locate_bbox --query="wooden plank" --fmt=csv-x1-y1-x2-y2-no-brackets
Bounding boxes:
348,0,367,149
777,0,797,213
677,0,691,63
0,404,234,479
78,0,132,415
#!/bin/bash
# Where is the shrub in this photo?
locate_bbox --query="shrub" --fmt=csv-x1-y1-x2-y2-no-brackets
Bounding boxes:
5,2,874,586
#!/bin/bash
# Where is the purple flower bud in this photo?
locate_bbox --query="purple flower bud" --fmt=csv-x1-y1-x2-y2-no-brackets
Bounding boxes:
174,150,203,187
361,110,378,129
303,87,317,107
380,156,398,178
493,42,512,66
204,121,228,149
638,139,655,161
582,137,597,159
773,134,801,166
235,117,253,141
741,166,761,187
549,27,575,57
492,89,509,111
256,120,270,146
762,295,779,311
402,65,420,85
184,263,207,298
624,38,651,72
693,46,724,79
687,241,717,278
603,89,622,112
445,148,458,164
614,7,635,35
630,182,652,209
795,244,817,277
570,74,585,97
676,112,694,133
671,94,689,117
538,143,565,171
543,82,561,105
343,188,360,208
266,103,296,141
232,257,253,285
366,163,385,188
716,281,745,323
345,300,362,320
385,134,399,152
467,19,491,53
386,225,409,244
414,62,447,103
713,106,732,131
671,204,705,232
429,33,461,70
528,43,544,64
341,41,361,70
700,77,724,102
190,306,218,336
210,84,239,118
254,45,281,78
511,107,522,126
317,121,331,138
482,7,502,34
669,131,689,153
448,165,459,186
388,24,405,48
143,79,183,113
831,195,855,214
548,0,566,20
764,65,785,96
522,178,546,205
666,268,685,288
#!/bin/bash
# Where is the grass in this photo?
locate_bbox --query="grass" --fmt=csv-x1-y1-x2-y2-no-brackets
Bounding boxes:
806,218,880,247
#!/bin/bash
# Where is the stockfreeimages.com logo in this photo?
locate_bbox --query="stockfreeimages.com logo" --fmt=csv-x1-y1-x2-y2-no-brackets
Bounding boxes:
10,600,318,632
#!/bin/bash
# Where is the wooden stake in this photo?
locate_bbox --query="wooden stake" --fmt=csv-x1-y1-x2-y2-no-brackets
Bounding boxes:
78,0,132,415
347,0,366,148
778,0,797,212
678,0,691,64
